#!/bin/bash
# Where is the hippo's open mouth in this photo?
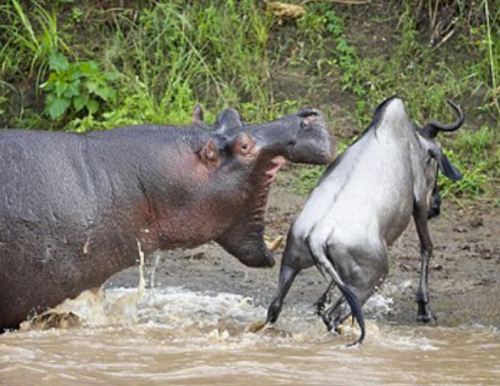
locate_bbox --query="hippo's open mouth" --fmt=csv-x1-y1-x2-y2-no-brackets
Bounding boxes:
265,156,287,182
249,155,288,229
215,155,288,268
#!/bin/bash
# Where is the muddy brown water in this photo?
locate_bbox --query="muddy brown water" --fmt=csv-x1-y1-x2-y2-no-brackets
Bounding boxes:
1,189,499,385
1,285,498,386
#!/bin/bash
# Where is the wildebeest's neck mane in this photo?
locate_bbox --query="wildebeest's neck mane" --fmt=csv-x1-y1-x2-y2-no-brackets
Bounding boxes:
325,95,401,176
358,95,400,138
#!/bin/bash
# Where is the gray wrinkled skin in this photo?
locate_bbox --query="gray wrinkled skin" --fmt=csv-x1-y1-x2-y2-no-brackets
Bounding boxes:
0,106,333,331
264,97,463,345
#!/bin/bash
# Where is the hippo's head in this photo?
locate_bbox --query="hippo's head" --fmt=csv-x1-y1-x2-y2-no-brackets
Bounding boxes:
217,108,333,165
211,108,334,268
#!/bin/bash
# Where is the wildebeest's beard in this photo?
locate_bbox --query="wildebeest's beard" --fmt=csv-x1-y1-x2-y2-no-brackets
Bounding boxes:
427,180,441,219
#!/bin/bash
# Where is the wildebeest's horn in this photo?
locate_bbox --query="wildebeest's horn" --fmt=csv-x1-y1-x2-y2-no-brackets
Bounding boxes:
422,100,464,138
298,109,320,118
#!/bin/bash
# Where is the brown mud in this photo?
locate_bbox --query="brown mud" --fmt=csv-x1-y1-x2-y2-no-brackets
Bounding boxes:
107,165,500,330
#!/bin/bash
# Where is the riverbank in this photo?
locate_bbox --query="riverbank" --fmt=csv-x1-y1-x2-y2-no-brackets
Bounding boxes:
107,168,500,329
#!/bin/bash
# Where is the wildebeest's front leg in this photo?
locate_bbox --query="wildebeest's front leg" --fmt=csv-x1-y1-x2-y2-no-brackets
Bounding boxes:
413,205,434,322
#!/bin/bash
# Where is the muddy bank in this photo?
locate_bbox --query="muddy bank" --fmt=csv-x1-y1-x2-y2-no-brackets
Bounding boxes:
107,167,500,329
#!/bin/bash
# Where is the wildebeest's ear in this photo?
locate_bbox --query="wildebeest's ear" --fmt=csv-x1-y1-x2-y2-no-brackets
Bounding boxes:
216,108,243,132
198,138,220,167
429,147,462,181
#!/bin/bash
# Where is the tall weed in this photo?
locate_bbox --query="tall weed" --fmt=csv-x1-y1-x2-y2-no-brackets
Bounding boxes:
0,0,70,85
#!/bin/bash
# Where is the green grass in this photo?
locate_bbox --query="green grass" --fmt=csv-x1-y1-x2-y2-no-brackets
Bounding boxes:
0,1,497,202
290,5,498,201
440,126,499,198
0,0,70,87
97,0,275,127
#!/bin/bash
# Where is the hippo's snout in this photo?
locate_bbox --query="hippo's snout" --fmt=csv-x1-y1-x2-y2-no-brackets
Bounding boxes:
290,110,334,165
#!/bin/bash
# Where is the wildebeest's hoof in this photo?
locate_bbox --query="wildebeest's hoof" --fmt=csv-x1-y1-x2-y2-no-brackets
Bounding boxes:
321,314,342,334
334,324,344,335
417,312,434,323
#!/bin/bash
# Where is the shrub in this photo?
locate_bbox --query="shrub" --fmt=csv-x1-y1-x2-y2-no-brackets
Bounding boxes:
41,52,117,119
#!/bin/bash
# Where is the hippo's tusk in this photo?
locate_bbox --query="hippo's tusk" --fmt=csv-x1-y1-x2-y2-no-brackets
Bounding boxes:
264,235,284,251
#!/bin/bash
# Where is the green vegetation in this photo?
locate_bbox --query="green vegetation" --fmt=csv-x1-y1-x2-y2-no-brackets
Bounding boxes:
292,1,498,200
441,126,499,199
0,0,498,202
42,52,117,119
1,0,70,86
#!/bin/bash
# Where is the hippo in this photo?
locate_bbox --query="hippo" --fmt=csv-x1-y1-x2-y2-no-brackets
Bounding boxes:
0,106,333,330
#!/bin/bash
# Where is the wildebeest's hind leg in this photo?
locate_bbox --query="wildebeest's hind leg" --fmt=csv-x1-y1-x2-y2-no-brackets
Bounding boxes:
413,204,435,322
265,263,299,325
320,295,346,331
321,245,388,338
306,242,366,345
314,280,335,315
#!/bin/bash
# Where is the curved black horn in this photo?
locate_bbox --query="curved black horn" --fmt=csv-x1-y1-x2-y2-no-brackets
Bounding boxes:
298,108,320,118
422,101,464,138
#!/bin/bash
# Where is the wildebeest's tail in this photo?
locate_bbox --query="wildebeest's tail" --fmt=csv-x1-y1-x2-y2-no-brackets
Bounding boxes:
336,281,365,346
307,240,365,345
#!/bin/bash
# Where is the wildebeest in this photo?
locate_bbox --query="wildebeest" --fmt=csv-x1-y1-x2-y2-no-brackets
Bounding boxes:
259,97,464,345
0,106,334,331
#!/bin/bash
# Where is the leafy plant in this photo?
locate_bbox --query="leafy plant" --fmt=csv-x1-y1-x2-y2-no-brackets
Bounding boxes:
41,52,117,119
324,11,363,95
1,0,497,204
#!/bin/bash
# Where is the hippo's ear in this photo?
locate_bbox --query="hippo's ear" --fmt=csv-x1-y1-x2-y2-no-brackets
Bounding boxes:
197,138,220,167
216,108,243,132
192,104,204,123
429,147,462,181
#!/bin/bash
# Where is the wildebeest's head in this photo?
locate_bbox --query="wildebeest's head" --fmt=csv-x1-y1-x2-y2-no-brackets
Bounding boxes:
415,101,464,218
209,108,334,267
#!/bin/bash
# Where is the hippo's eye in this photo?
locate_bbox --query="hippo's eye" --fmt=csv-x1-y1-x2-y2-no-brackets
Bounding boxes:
235,133,255,156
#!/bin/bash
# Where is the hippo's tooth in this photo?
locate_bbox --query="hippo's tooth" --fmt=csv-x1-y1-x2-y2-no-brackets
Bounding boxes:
265,156,287,181
264,235,284,251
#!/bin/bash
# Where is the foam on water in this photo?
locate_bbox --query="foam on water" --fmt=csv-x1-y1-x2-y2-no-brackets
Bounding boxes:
17,284,442,354
2,285,499,386
364,293,394,318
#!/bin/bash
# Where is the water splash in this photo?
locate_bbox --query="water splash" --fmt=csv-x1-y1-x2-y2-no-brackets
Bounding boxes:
364,293,394,318
136,240,146,297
